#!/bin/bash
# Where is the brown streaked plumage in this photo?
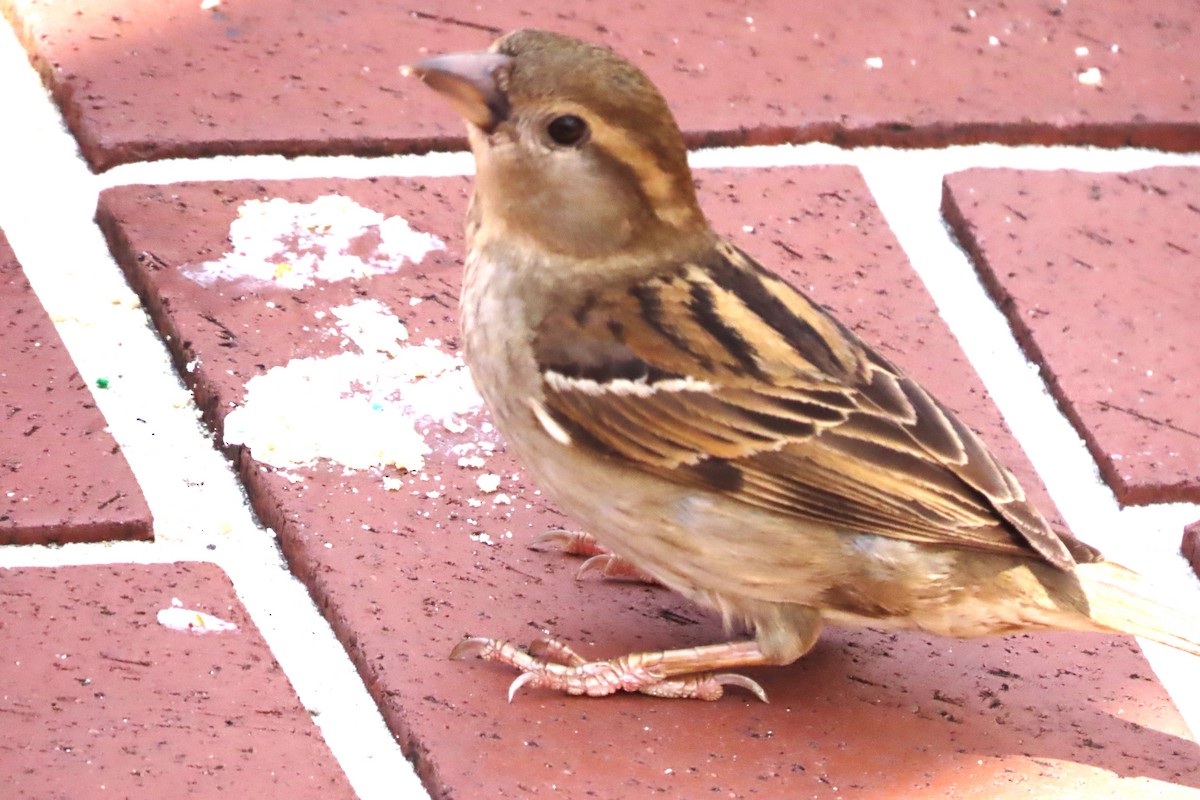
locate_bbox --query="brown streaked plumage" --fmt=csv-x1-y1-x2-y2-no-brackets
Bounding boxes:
409,28,1200,701
532,244,1094,569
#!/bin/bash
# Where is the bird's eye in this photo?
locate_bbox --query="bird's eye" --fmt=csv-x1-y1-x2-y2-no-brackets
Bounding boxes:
546,114,589,146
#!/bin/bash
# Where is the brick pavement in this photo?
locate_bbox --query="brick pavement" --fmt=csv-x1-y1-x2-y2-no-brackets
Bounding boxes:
1,3,1198,798
1,230,152,545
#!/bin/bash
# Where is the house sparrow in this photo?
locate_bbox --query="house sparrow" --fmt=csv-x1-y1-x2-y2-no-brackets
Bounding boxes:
407,29,1200,701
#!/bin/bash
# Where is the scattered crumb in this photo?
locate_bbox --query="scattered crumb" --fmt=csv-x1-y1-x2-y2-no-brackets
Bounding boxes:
181,195,444,289
332,299,408,355
156,606,237,633
222,299,480,477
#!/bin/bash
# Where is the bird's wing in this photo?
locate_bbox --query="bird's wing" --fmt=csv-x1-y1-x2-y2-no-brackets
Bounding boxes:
531,240,1096,571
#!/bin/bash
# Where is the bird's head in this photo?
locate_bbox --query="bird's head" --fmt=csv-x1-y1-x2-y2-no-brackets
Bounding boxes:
407,29,710,260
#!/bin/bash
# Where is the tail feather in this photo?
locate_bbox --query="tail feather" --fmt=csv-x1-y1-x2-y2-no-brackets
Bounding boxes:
1076,560,1200,657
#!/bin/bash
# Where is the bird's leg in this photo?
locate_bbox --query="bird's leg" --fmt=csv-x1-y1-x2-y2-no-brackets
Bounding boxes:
530,529,659,583
451,636,781,701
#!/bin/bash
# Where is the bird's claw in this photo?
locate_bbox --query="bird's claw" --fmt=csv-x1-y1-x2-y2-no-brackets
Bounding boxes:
531,530,659,583
576,553,658,582
449,636,496,662
714,673,769,703
528,636,587,665
450,635,768,702
528,529,607,556
507,671,539,703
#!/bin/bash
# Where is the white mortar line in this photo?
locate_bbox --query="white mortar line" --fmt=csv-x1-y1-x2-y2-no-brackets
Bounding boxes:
702,141,1200,734
2,16,1198,782
855,149,1200,737
97,150,476,188
0,26,423,800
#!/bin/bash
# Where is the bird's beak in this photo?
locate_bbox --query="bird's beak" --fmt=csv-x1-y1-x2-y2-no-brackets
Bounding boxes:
403,51,513,133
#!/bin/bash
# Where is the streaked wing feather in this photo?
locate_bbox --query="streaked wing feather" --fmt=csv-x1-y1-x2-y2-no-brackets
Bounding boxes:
532,241,1096,570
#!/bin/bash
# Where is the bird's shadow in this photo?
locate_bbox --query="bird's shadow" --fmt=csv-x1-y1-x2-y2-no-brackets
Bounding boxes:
748,625,1200,791
432,553,1200,795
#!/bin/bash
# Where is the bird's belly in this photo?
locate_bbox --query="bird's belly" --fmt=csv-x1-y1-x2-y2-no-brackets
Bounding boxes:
511,435,889,611
513,441,1056,640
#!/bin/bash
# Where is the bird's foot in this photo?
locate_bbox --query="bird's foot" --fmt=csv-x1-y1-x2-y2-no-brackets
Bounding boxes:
530,529,658,583
450,636,769,702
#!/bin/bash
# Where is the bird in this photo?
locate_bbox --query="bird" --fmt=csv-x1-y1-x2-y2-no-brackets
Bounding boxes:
406,28,1200,701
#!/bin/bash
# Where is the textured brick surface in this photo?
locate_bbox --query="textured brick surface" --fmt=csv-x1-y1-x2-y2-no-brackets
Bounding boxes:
943,167,1200,507
1184,521,1200,579
5,0,1199,170
0,228,152,544
0,562,356,798
95,170,1199,799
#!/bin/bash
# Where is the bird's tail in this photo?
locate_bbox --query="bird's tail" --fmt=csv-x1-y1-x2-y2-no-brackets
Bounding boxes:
1075,559,1200,657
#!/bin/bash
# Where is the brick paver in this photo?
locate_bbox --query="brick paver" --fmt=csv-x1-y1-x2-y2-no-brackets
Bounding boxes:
1185,521,1200,577
0,562,357,798
93,169,1199,798
1,228,152,544
4,0,1199,170
944,167,1200,507
3,3,1199,798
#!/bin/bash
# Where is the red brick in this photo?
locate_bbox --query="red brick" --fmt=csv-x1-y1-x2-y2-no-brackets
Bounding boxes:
0,228,152,544
0,562,356,798
95,170,1199,798
5,0,1199,170
943,167,1200,506
1184,521,1200,580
